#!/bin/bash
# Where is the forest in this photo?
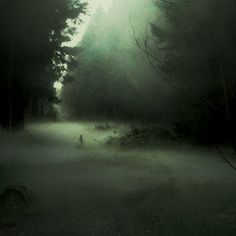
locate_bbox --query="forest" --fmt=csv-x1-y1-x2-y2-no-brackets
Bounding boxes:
0,0,236,235
1,0,236,147
62,0,236,147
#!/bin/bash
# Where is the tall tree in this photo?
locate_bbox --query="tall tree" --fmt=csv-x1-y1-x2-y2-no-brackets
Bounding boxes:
135,0,236,145
62,1,174,122
0,0,86,130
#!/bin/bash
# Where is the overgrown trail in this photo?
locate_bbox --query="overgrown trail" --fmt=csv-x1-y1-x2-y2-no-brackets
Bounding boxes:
0,123,236,236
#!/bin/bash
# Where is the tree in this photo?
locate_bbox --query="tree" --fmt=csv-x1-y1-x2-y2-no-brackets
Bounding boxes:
134,0,236,146
0,0,86,130
62,1,174,122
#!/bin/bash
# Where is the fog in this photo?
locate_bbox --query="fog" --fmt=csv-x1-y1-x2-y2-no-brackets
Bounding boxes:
1,123,236,235
1,0,236,235
62,0,173,122
65,0,113,47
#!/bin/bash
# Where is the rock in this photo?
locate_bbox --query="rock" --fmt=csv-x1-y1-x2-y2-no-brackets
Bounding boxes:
0,185,31,210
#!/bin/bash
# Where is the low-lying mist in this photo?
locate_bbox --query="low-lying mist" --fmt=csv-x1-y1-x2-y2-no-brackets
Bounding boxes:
1,122,236,235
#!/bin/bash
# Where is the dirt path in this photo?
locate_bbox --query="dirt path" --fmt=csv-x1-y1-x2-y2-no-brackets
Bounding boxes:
0,123,236,235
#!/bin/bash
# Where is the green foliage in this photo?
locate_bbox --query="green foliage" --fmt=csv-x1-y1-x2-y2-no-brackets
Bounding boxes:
107,124,175,147
145,0,236,144
62,0,174,122
0,0,86,128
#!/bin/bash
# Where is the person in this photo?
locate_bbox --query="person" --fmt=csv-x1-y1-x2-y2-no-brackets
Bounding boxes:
79,135,84,145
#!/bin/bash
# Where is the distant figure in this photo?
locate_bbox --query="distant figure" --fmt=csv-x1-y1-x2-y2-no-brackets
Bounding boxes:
79,135,84,146
113,130,117,135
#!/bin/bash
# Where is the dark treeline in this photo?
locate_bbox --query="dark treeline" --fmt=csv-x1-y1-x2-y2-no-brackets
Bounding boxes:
0,0,86,130
62,0,236,146
141,0,236,146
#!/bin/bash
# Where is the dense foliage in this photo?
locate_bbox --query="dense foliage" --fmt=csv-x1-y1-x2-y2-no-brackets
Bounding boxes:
141,0,236,145
62,0,175,122
62,0,236,147
0,0,86,129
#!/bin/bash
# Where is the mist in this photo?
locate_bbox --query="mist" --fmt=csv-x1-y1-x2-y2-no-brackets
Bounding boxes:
1,0,236,235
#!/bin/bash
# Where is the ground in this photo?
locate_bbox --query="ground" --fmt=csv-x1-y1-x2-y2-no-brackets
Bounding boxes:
0,122,236,236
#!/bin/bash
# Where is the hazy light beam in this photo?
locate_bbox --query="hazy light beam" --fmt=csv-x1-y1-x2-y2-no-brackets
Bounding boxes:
65,0,113,47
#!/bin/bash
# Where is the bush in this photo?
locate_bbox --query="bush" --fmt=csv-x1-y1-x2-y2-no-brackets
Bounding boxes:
107,124,176,147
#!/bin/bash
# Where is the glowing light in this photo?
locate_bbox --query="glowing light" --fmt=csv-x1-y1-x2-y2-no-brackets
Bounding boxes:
54,81,63,92
64,0,113,47
93,0,113,12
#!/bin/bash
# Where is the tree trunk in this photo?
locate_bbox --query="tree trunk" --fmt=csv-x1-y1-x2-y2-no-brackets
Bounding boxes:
32,97,40,118
11,81,25,131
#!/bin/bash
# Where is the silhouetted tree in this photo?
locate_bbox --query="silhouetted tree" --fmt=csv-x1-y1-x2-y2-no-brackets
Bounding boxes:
62,2,174,122
135,0,236,146
0,0,86,130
